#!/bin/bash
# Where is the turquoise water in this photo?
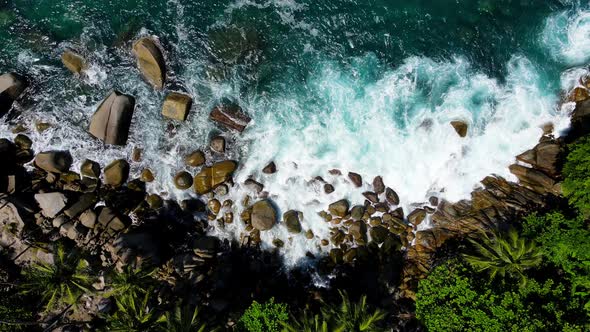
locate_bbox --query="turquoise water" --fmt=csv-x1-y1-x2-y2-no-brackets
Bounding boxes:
1,0,589,263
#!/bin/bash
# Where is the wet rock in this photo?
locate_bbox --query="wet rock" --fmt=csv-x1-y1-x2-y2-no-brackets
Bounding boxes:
370,226,389,244
98,207,128,232
214,184,229,196
174,171,193,190
208,199,221,215
408,208,426,226
451,120,468,137
34,151,72,173
328,199,349,218
509,164,560,195
349,221,366,242
61,49,86,74
348,172,362,187
330,248,344,264
244,178,264,194
146,194,163,209
350,205,365,220
35,122,51,132
14,134,32,149
0,72,27,116
373,176,385,194
323,183,334,194
162,92,192,121
193,160,237,194
273,239,284,248
330,230,345,246
262,161,277,174
305,229,314,239
132,37,166,89
64,193,98,218
516,140,563,178
104,159,129,187
362,191,379,203
131,147,142,162
209,26,260,64
79,209,97,229
224,211,234,224
385,187,400,205
569,87,589,102
35,192,67,218
284,210,302,234
81,159,101,178
210,136,226,153
251,199,277,231
89,91,135,145
209,104,251,132
429,196,439,206
329,169,342,175
140,169,155,182
343,248,357,263
185,150,205,167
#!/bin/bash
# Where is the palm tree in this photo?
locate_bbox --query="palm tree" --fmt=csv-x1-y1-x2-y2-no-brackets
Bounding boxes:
104,290,164,332
104,263,157,298
463,228,543,284
20,243,94,312
322,292,386,332
282,309,337,332
159,303,211,332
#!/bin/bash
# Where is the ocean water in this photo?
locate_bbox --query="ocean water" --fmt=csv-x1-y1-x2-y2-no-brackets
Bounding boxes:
1,0,589,264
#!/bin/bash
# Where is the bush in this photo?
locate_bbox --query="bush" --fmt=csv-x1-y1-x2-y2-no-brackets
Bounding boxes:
238,298,288,332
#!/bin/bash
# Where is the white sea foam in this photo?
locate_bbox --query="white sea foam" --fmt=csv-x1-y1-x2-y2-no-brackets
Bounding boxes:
543,9,590,65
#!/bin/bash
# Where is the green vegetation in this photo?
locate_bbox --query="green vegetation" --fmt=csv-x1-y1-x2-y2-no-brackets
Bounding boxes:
159,304,210,332
105,264,157,298
462,228,542,285
104,290,164,332
0,291,37,331
283,292,385,332
20,243,94,312
238,298,289,332
563,136,590,217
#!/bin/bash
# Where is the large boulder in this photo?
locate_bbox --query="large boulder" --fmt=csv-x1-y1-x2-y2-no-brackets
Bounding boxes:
34,151,72,173
132,37,166,89
104,159,129,187
210,104,251,132
0,73,28,116
509,164,560,195
193,160,237,195
89,91,135,145
450,120,468,137
174,171,193,190
251,200,277,231
35,192,67,218
162,92,192,121
516,140,563,178
61,50,86,75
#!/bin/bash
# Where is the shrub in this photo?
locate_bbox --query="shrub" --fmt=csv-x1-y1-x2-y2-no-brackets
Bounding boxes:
562,136,590,217
238,298,288,332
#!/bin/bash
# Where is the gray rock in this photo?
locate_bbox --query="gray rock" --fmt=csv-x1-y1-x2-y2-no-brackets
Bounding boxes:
79,209,97,229
64,193,98,218
162,92,192,121
104,159,129,187
210,136,226,153
89,91,135,145
251,200,277,231
0,73,27,116
34,151,72,173
35,192,67,218
209,104,251,132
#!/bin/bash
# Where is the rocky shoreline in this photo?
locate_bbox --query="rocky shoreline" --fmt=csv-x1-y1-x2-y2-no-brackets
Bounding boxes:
1,34,590,328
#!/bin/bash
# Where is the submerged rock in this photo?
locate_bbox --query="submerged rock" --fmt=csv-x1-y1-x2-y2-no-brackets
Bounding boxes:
162,92,192,121
193,160,237,195
61,49,86,74
210,136,226,154
104,159,129,187
251,199,277,231
0,73,27,116
209,104,251,132
450,120,468,137
262,161,277,174
348,172,362,187
14,134,32,149
34,151,72,173
132,37,166,89
89,91,135,145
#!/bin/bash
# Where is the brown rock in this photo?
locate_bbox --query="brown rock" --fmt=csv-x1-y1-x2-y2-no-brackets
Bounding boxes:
162,92,192,121
408,208,427,226
348,172,362,187
140,169,155,182
104,159,129,187
14,134,32,149
89,91,135,145
262,161,277,174
81,159,100,178
328,199,349,217
385,187,400,205
193,160,237,194
251,199,277,231
61,50,86,74
132,37,166,89
362,191,379,203
329,169,342,175
146,194,163,209
131,147,142,162
324,183,335,194
185,150,205,167
373,176,385,194
284,210,302,234
244,178,264,193
569,87,589,102
450,120,468,137
174,171,193,190
516,141,563,177
210,104,251,132
208,199,221,215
